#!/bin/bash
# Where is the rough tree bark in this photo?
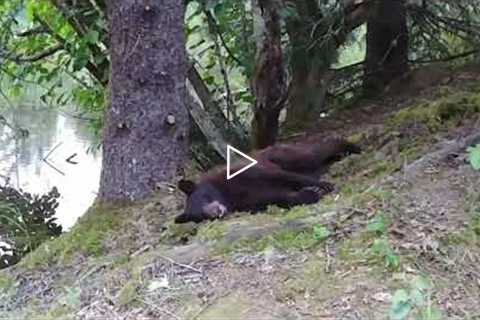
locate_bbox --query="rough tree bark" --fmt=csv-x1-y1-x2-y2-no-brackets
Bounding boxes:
283,0,328,132
44,1,243,165
99,0,189,201
364,0,409,96
250,0,287,149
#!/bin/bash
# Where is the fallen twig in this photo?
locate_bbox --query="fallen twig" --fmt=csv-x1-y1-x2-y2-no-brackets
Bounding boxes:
138,297,181,320
158,254,203,274
131,244,152,257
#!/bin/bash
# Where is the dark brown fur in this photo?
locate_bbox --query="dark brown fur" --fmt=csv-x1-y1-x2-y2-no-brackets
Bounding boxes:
175,137,361,223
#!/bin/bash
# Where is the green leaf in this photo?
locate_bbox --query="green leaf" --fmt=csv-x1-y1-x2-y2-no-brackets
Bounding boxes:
280,3,299,20
94,54,106,65
412,275,431,291
367,214,387,234
25,1,37,21
467,144,480,170
385,252,400,269
204,75,215,85
59,286,80,307
389,289,412,320
313,225,330,241
409,288,425,306
85,30,100,44
72,55,89,72
409,276,431,306
419,306,443,320
371,238,400,270
213,2,225,16
8,85,22,98
371,238,389,254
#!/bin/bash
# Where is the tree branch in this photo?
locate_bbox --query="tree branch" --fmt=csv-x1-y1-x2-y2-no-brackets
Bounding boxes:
204,8,236,121
410,49,479,64
204,10,242,65
335,0,373,46
16,26,48,37
34,15,107,86
330,60,364,71
11,44,63,63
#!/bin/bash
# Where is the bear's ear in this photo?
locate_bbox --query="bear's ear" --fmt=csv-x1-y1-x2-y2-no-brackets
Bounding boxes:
178,179,196,195
174,213,190,224
346,142,362,155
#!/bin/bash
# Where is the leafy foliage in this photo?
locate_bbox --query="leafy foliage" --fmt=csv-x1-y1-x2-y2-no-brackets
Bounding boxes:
370,238,400,270
0,0,479,150
367,214,388,234
389,276,442,320
186,1,255,121
0,185,62,269
409,1,480,63
0,0,106,142
364,213,399,270
313,225,331,241
467,144,480,170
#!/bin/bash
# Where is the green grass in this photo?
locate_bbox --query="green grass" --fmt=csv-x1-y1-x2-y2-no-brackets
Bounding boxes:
197,222,228,242
388,90,480,133
118,279,140,307
214,223,332,254
0,273,13,292
21,203,122,268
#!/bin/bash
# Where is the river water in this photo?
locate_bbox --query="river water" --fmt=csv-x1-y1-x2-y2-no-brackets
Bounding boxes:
0,105,102,230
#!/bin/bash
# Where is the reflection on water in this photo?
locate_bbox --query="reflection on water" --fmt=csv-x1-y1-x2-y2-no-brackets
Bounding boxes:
0,105,102,230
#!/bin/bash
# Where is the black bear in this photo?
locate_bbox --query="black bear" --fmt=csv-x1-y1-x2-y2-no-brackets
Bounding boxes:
175,137,361,223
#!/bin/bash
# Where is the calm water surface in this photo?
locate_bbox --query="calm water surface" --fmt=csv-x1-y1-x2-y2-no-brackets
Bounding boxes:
0,105,102,230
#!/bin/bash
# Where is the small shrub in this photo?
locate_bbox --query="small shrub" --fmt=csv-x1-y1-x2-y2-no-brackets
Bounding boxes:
367,214,388,235
313,225,331,241
0,185,62,268
118,279,139,306
467,144,480,170
369,238,400,270
389,276,442,320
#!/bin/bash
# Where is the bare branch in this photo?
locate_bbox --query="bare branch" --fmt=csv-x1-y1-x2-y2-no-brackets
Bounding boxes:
204,10,242,65
34,15,107,86
12,44,63,63
410,49,480,64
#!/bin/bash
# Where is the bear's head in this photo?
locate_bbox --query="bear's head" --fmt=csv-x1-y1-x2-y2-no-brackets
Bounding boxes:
328,139,362,162
343,141,362,156
175,179,229,223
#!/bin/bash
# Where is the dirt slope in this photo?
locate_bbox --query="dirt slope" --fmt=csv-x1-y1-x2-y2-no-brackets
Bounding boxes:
1,65,480,320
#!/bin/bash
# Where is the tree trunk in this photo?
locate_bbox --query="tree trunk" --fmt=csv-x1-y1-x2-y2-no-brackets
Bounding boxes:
284,67,333,133
250,0,287,149
364,0,409,96
282,0,328,132
187,63,249,150
282,0,371,132
185,91,228,160
100,1,189,201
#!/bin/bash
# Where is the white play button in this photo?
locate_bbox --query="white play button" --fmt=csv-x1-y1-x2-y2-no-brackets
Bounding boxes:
227,145,258,180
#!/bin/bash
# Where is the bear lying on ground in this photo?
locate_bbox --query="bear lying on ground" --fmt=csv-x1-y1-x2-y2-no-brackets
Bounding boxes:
175,137,361,223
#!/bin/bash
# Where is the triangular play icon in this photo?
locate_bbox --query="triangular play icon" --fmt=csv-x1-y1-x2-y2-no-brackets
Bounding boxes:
227,145,258,180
